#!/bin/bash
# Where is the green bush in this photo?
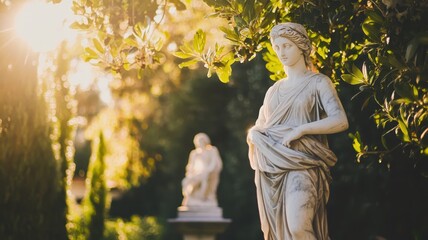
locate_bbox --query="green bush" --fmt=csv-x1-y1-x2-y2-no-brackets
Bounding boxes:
105,216,163,240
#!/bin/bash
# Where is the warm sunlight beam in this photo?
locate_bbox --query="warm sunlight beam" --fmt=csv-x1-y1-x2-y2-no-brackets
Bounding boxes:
68,59,114,104
14,0,76,52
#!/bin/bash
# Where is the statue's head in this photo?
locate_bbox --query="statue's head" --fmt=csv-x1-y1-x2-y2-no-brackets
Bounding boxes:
270,22,312,68
194,133,211,148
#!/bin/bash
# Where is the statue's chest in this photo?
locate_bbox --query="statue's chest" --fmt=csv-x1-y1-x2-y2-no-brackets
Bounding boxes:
270,84,316,114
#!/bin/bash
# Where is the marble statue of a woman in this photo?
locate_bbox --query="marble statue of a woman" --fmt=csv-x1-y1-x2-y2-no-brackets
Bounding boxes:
182,133,223,207
247,22,349,240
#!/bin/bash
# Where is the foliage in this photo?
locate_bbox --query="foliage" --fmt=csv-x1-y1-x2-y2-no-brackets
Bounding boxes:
174,0,276,82
341,2,428,170
70,0,185,78
69,207,162,240
69,126,162,240
104,216,162,240
82,132,108,240
85,107,151,189
173,29,235,83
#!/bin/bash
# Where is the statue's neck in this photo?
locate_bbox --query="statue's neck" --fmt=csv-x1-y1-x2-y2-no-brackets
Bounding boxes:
284,57,308,82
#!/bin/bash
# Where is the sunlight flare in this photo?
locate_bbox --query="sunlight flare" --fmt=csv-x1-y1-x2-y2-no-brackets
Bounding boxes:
14,0,76,52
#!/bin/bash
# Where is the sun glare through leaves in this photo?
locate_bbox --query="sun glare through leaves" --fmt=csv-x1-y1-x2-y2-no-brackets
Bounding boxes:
14,0,76,52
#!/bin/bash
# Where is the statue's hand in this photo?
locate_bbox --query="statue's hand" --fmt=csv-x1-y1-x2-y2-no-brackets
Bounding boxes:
247,128,256,142
282,127,304,148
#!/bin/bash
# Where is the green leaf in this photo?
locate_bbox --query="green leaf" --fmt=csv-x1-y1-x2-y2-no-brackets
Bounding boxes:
423,147,428,156
178,59,199,68
173,51,193,59
239,28,251,38
242,0,256,23
215,43,225,55
316,46,328,59
124,37,139,47
406,39,418,63
216,64,231,83
153,52,166,64
373,113,382,127
234,16,247,27
263,44,285,80
260,11,274,28
82,54,98,62
85,47,98,58
207,68,213,78
97,31,107,43
352,64,364,80
202,0,230,8
93,38,104,53
397,119,410,142
341,74,364,85
395,82,417,101
154,38,164,51
391,98,413,104
387,53,403,69
70,22,90,30
366,10,384,24
362,21,381,42
134,23,144,38
349,132,362,153
220,26,240,42
193,29,206,54
417,111,427,126
179,43,193,54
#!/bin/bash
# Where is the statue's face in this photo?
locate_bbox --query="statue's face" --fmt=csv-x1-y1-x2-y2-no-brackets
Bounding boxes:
194,135,208,148
272,37,303,67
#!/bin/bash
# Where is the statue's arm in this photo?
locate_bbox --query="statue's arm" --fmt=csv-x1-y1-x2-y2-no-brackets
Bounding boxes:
282,76,349,147
300,76,349,134
200,148,221,175
212,147,223,171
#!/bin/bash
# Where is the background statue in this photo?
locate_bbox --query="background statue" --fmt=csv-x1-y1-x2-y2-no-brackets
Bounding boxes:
247,22,349,240
181,133,222,207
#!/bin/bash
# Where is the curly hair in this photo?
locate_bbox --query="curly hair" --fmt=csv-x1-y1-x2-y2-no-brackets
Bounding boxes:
270,22,313,68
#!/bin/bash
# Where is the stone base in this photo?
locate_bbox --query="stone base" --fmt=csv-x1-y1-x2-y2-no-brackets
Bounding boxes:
183,234,215,240
177,206,223,219
169,206,231,240
169,218,231,239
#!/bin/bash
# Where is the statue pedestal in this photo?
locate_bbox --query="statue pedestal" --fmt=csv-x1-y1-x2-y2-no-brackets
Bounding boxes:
169,206,231,240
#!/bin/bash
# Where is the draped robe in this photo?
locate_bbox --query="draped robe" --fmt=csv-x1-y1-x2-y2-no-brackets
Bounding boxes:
247,73,339,240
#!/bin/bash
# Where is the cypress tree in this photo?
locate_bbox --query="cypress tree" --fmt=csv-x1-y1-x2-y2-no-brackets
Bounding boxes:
82,132,107,240
0,12,68,240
